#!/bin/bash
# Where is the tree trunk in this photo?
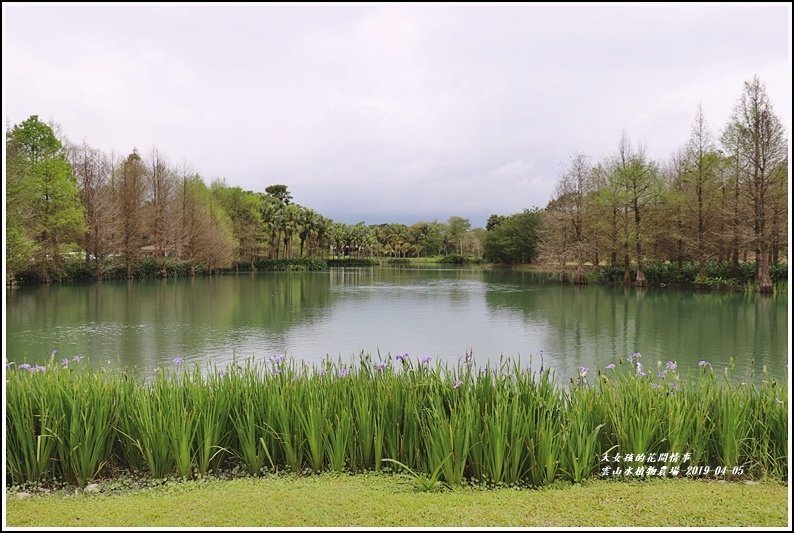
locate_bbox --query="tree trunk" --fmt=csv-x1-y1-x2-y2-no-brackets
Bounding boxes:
623,253,631,286
634,268,647,287
633,200,644,287
573,264,587,285
757,250,772,293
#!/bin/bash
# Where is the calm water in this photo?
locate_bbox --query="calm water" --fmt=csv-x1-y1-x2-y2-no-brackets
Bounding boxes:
5,267,789,380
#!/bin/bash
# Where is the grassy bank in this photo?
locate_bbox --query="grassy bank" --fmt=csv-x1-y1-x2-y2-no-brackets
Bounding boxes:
6,474,788,527
6,354,787,488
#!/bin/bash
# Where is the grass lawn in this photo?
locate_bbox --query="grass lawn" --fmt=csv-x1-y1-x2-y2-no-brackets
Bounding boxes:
5,473,789,527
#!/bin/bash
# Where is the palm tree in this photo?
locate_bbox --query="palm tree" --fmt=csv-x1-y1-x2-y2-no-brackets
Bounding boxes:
258,194,282,259
278,204,301,258
298,208,319,258
313,215,332,258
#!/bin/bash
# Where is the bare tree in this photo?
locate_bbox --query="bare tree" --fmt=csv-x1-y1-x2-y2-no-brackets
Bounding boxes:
178,176,236,274
659,149,688,270
116,150,147,279
146,147,175,276
681,105,721,277
723,76,787,292
612,134,661,287
67,141,118,279
553,153,595,283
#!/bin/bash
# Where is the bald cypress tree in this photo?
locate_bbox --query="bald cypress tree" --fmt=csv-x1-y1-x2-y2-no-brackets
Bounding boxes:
722,76,787,292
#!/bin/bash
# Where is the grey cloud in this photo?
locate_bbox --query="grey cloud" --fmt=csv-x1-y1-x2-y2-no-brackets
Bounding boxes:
4,4,790,228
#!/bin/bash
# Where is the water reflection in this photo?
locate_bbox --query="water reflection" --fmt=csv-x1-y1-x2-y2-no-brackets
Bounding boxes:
6,268,787,379
482,275,787,379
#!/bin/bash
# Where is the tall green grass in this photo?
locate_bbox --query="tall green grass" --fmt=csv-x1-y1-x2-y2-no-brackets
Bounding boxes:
5,354,788,487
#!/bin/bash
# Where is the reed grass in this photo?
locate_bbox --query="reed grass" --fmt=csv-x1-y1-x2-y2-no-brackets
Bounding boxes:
5,353,788,488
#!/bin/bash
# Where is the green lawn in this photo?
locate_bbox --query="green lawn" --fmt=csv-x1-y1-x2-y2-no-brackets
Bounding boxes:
5,474,789,527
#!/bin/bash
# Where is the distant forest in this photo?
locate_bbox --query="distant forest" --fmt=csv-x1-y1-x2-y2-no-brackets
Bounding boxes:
5,76,787,290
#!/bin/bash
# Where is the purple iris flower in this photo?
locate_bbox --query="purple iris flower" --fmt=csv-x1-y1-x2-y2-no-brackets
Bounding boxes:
698,360,711,368
665,361,677,371
419,355,431,365
453,379,463,389
338,367,348,378
173,357,184,366
605,364,616,370
375,361,388,373
18,363,32,370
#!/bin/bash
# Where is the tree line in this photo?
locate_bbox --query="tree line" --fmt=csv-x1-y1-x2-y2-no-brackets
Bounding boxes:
5,76,787,287
535,76,787,291
5,119,484,283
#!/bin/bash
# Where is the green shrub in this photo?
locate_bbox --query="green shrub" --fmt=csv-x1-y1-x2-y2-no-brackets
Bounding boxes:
253,258,328,271
327,258,378,267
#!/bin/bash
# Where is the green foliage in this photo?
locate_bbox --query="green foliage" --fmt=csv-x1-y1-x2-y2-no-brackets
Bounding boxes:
327,258,378,267
597,265,634,284
184,177,238,270
599,261,787,288
446,216,471,256
211,182,266,266
8,115,62,164
5,355,787,488
693,275,732,289
264,184,292,205
769,263,787,283
382,457,449,492
6,222,37,281
6,115,86,281
486,214,506,231
482,210,542,264
14,257,209,284
438,254,484,265
251,258,328,271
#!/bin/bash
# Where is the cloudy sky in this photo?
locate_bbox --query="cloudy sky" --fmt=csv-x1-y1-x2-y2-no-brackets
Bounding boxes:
3,3,790,227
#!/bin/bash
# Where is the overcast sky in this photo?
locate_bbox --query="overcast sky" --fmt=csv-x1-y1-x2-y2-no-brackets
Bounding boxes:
3,3,790,227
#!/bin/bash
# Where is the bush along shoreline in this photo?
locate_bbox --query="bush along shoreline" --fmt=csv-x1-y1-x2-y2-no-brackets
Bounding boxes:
9,255,487,285
11,255,787,292
592,260,787,290
6,354,787,490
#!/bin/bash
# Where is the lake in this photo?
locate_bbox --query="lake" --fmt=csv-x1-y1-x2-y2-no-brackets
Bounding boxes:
5,267,788,380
